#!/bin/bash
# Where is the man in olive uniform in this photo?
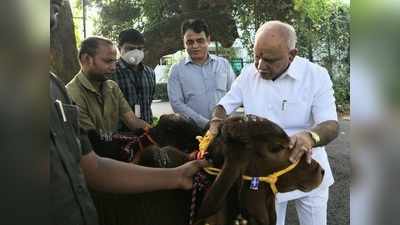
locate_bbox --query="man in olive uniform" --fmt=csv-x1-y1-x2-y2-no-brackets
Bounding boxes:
66,35,150,134
50,1,208,225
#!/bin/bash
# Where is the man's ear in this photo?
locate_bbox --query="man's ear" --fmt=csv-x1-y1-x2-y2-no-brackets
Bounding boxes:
81,54,93,66
207,35,211,43
289,48,298,62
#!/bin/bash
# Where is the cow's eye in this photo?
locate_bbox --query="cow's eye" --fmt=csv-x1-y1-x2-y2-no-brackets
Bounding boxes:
268,142,287,153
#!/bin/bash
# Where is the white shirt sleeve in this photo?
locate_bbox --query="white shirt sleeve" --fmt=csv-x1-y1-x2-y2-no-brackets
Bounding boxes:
218,66,248,115
226,60,237,90
311,67,338,124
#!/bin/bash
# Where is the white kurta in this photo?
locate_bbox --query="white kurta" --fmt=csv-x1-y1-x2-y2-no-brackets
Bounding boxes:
218,56,338,202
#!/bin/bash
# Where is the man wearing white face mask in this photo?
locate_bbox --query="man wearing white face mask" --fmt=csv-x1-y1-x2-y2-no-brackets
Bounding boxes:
112,29,156,129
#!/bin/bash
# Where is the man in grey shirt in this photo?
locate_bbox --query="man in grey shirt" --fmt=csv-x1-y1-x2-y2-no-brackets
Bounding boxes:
168,18,236,129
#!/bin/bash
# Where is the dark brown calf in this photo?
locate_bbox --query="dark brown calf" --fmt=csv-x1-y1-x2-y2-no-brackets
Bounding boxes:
196,115,324,225
87,113,202,162
88,114,323,225
87,113,203,225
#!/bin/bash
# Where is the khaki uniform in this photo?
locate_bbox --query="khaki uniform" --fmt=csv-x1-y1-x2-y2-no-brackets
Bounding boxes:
66,71,131,133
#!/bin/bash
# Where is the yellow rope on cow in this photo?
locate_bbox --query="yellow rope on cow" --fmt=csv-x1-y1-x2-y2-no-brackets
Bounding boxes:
195,131,299,195
242,161,299,195
196,130,215,159
203,167,221,176
195,131,222,176
202,162,299,195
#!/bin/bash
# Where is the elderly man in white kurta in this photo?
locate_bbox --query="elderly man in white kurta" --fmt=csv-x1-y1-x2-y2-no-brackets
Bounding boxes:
209,21,339,225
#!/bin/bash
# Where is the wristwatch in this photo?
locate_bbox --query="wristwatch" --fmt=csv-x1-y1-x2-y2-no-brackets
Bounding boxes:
307,131,320,146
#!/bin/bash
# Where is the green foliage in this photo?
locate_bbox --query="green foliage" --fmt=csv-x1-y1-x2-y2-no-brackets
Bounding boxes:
89,0,172,41
294,0,350,112
332,72,350,113
232,0,295,55
214,45,238,60
76,0,349,112
294,0,350,65
71,0,83,48
93,0,145,41
293,0,350,112
154,83,169,101
151,116,159,126
230,0,350,112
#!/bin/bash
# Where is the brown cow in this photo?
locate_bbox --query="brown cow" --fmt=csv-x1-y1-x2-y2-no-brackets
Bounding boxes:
87,113,202,162
88,115,323,225
196,115,324,225
87,113,202,225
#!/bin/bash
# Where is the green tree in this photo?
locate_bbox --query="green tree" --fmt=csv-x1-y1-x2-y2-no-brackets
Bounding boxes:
293,0,350,111
89,0,239,67
232,0,295,55
71,0,349,111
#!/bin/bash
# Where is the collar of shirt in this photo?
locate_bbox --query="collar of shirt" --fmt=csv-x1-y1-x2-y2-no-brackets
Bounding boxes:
77,71,112,96
274,56,304,81
118,58,145,71
184,53,216,65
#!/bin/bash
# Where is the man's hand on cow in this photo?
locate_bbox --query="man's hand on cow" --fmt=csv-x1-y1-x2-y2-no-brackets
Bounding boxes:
289,131,315,164
175,159,210,190
209,117,223,135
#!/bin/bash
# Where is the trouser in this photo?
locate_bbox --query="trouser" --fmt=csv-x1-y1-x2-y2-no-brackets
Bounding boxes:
275,187,329,225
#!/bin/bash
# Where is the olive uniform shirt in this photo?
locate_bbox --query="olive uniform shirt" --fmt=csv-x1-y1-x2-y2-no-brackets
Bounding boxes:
50,73,98,225
66,71,132,133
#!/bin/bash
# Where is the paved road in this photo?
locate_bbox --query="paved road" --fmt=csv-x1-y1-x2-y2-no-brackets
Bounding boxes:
151,101,350,225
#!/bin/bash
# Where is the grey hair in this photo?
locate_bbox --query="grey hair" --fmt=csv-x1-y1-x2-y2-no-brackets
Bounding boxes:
256,20,297,49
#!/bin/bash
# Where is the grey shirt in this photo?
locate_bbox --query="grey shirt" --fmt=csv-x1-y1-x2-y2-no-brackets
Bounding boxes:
167,54,236,128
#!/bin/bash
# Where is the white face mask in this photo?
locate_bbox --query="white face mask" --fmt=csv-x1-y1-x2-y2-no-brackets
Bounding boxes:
121,49,144,66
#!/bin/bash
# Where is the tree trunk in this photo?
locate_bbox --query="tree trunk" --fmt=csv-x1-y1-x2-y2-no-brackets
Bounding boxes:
50,0,80,83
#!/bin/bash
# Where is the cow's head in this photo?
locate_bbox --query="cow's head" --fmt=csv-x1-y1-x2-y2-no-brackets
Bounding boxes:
87,113,202,161
150,113,202,153
196,115,324,225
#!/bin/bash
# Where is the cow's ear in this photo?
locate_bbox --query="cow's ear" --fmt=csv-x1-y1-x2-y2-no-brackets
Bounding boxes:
196,162,242,220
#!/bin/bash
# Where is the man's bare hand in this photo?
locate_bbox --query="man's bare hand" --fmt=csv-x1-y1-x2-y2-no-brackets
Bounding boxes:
175,160,210,190
289,131,314,164
209,118,223,135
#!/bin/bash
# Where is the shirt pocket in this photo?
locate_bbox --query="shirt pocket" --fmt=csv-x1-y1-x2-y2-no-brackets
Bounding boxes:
281,99,311,128
215,72,228,92
63,104,80,132
181,76,206,101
